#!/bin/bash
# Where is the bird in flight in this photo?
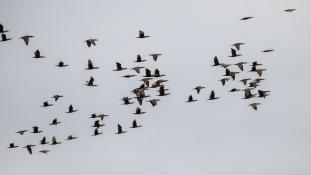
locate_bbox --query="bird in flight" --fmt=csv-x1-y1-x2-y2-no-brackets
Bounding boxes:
85,39,98,47
147,99,160,107
1,33,11,42
39,150,50,154
50,118,61,126
0,24,9,33
23,144,36,155
232,42,244,51
19,35,34,45
31,126,42,133
262,49,274,52
137,30,150,38
186,95,197,103
86,76,98,87
130,120,142,128
116,124,127,134
55,61,69,67
150,53,162,61
134,54,146,62
66,135,78,140
40,137,49,145
90,113,108,120
92,128,102,136
208,90,219,100
51,136,61,145
33,49,45,58
8,143,19,148
240,16,253,20
134,107,146,115
249,103,261,110
51,95,63,101
42,101,53,107
114,62,127,71
284,9,296,12
67,104,78,113
16,130,28,135
229,48,242,57
86,59,99,70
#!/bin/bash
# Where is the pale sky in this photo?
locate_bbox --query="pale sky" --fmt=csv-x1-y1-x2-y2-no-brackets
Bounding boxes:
1,0,311,175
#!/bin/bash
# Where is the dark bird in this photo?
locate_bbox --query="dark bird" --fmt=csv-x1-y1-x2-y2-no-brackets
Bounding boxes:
137,30,150,38
122,74,136,78
86,76,98,86
116,124,126,134
229,71,239,80
66,135,78,140
19,35,34,45
224,68,231,76
31,126,42,133
90,113,108,120
147,99,160,107
229,88,240,92
240,78,251,85
220,63,231,68
158,85,169,96
229,48,242,57
219,78,230,86
186,95,197,102
134,107,146,115
254,78,265,83
33,49,45,58
122,97,134,105
258,90,270,98
235,62,247,71
50,118,61,125
40,137,49,145
251,61,262,67
39,150,50,154
8,143,19,148
153,68,165,77
0,24,8,33
1,33,11,41
194,86,205,94
141,77,152,87
208,90,219,100
150,53,162,61
55,61,69,67
284,9,296,12
262,49,274,52
212,56,221,66
85,39,98,47
42,101,53,107
232,42,244,51
249,81,259,88
130,120,142,128
92,120,104,128
144,68,152,77
243,88,255,99
92,128,102,136
23,145,35,155
240,17,253,20
134,54,146,62
51,136,61,145
249,103,260,110
255,68,266,76
16,130,28,135
51,95,63,102
67,104,78,113
114,62,127,71
86,59,99,70
132,66,145,73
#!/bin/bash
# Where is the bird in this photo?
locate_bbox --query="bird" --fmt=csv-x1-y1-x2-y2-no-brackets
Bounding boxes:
232,42,244,51
151,79,168,88
262,49,274,52
254,78,265,83
144,68,152,77
240,17,253,20
132,66,145,73
40,137,49,145
240,78,251,85
50,118,61,125
150,53,162,61
85,39,98,47
116,124,127,134
31,126,42,133
229,71,239,80
137,30,150,38
284,9,296,12
255,68,266,76
251,61,262,67
86,76,98,86
86,59,99,70
55,61,69,67
229,48,242,57
220,63,231,68
33,49,45,58
243,88,255,99
113,62,127,71
1,33,11,41
67,104,78,113
134,54,146,62
51,95,63,101
92,120,105,128
66,135,78,140
147,99,160,107
229,88,240,92
249,81,259,88
122,74,136,78
134,107,146,114
130,120,142,128
23,144,35,155
258,90,270,98
16,130,28,135
92,128,102,136
42,101,53,107
19,35,34,45
194,86,205,94
51,136,61,145
8,143,19,148
235,62,247,71
39,150,50,154
122,97,134,105
212,56,221,66
208,90,219,100
0,24,9,33
249,103,261,110
219,78,230,86
90,113,108,120
153,68,165,77
186,95,197,102
141,77,153,87
158,85,170,96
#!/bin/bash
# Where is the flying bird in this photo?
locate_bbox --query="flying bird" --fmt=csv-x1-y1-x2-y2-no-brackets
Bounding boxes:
67,104,78,113
90,113,108,120
55,61,69,67
31,126,42,133
194,86,205,94
51,136,61,145
153,68,165,77
114,62,127,71
229,88,240,92
235,62,247,71
51,95,63,101
122,74,136,78
130,120,142,128
66,135,78,140
0,24,9,33
258,90,270,98
208,90,219,100
134,54,146,62
8,143,19,148
240,17,253,20
23,144,36,155
50,118,61,125
92,128,102,136
40,137,49,145
132,66,145,73
86,76,98,86
186,95,197,102
147,99,160,107
116,124,127,134
240,78,251,85
137,30,150,38
92,120,105,128
39,150,50,154
150,54,162,61
232,42,244,51
122,97,134,105
249,103,261,110
85,39,98,47
219,78,230,86
1,33,11,41
86,59,99,70
229,48,242,57
134,107,146,114
16,130,28,135
158,85,170,96
243,88,255,99
284,9,296,12
33,49,45,58
19,35,34,45
262,49,274,52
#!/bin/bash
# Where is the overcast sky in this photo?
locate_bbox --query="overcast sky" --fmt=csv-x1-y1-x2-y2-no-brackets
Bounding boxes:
1,0,311,175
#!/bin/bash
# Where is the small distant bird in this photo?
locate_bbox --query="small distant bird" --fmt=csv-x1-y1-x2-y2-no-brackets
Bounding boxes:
249,81,259,88
262,49,274,52
31,126,42,133
39,150,50,154
219,78,230,86
51,136,61,145
132,66,145,73
212,56,221,66
130,120,142,128
220,63,231,68
40,137,49,145
153,68,165,77
92,120,104,128
90,113,108,120
66,135,78,140
240,17,253,20
258,90,270,98
50,118,61,125
137,30,150,38
19,35,34,45
243,89,255,99
122,74,136,78
150,53,162,61
229,71,239,80
229,88,240,92
235,62,247,71
141,77,153,87
134,54,146,62
251,61,262,67
86,59,99,70
230,48,242,57
147,99,160,107
122,97,134,105
254,78,265,83
42,101,53,107
255,68,266,76
114,62,127,71
33,49,45,58
1,33,11,41
23,144,35,155
144,68,152,77
284,9,296,12
240,78,251,85
8,143,19,148
51,95,63,101
85,39,98,47
158,85,169,96
194,86,205,94
186,95,197,102
92,128,102,136
249,103,261,110
67,104,78,113
16,130,28,135
0,24,9,33
55,61,69,67
208,90,219,100
116,124,127,134
232,42,244,51
86,76,98,86
134,107,146,114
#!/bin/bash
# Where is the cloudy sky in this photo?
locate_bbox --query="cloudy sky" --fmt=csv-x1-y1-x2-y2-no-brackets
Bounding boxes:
1,0,311,174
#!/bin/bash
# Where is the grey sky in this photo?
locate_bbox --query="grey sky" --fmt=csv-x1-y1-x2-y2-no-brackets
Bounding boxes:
1,0,311,174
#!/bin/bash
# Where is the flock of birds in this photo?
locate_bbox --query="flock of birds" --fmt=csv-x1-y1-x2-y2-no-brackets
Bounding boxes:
3,8,296,155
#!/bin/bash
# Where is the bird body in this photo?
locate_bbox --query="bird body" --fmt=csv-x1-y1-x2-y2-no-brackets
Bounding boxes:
19,35,34,45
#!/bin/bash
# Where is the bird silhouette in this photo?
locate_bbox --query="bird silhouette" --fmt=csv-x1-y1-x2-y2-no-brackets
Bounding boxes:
262,49,274,52
158,85,169,96
258,90,270,98
16,130,28,135
137,30,150,38
208,90,219,100
116,124,126,134
55,61,69,67
67,104,78,113
33,49,45,58
1,33,11,41
50,118,61,125
0,24,9,33
42,101,53,107
150,54,162,61
122,97,134,105
8,143,19,148
229,48,242,57
39,150,50,154
186,95,197,102
19,35,34,45
31,126,42,133
51,136,61,145
134,107,146,114
232,42,244,51
90,113,108,120
92,120,105,128
86,76,98,86
40,137,49,145
66,135,78,140
219,78,230,86
85,39,98,47
92,128,102,136
249,103,261,110
51,95,63,101
114,62,127,71
147,99,160,107
132,66,145,73
86,59,99,70
23,144,35,155
235,62,247,71
240,17,253,20
134,54,146,62
284,9,296,12
243,89,255,99
130,120,142,128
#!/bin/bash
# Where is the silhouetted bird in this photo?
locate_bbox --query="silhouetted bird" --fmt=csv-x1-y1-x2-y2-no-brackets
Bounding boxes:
284,9,296,12
92,120,104,128
51,136,61,145
240,78,251,85
219,78,230,86
86,59,99,70
39,150,50,154
33,49,45,58
249,81,259,88
153,68,165,77
251,61,262,67
249,103,260,110
1,33,11,41
114,62,127,71
243,89,255,99
158,85,169,96
229,71,239,80
51,95,63,101
150,53,162,61
147,99,160,107
134,54,146,62
212,56,221,66
235,62,247,71
255,68,266,76
19,35,34,45
122,97,134,105
240,17,253,20
123,74,136,78
40,137,49,145
23,144,35,155
208,90,219,100
137,30,150,38
232,42,244,51
8,143,19,148
116,124,126,134
144,68,152,77
67,104,78,113
230,48,242,57
31,126,42,133
85,39,98,47
134,107,146,114
194,86,205,94
229,88,240,92
42,101,53,107
16,130,28,135
86,76,97,86
258,90,270,98
0,24,8,33
66,135,78,140
92,128,102,136
50,118,61,125
56,61,68,67
130,120,142,128
90,113,108,120
186,95,197,102
132,66,145,73
262,49,274,52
